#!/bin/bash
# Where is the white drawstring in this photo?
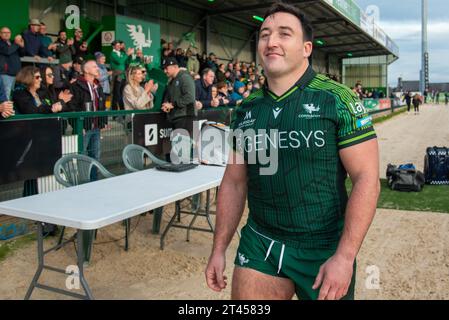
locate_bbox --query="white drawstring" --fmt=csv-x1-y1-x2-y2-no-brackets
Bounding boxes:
265,241,275,261
248,224,285,274
278,244,285,274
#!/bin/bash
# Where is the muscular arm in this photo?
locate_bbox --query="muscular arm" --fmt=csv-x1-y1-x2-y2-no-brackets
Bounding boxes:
313,138,380,300
336,138,380,262
206,150,247,292
212,151,247,253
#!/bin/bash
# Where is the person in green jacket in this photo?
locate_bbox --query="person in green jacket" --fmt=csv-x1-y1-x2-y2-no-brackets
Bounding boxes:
161,57,196,137
110,40,133,110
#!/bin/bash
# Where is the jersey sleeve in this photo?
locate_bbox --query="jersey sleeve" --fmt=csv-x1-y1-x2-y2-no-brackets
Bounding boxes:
336,89,377,149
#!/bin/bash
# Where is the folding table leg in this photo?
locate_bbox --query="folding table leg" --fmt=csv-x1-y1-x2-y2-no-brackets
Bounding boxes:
125,219,130,251
152,207,164,234
191,193,201,214
57,226,66,247
187,190,214,242
160,201,181,250
82,230,95,265
77,229,94,300
24,223,44,300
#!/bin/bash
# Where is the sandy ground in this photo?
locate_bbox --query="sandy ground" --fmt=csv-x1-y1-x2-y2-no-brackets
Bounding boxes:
1,103,449,300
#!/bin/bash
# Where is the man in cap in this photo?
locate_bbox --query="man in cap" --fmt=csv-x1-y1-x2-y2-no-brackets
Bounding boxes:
70,56,84,81
162,56,196,139
53,54,73,93
22,19,48,59
95,51,111,97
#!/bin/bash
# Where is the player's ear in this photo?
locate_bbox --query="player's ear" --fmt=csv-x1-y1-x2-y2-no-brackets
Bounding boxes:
303,40,313,58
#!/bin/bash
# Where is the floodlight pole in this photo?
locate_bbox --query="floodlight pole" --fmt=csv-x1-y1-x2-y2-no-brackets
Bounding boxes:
420,0,428,94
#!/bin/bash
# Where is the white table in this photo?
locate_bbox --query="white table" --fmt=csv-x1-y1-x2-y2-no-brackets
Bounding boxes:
0,165,225,300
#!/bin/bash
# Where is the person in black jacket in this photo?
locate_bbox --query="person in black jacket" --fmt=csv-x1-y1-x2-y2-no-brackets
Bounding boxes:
73,28,88,61
38,65,73,134
403,91,412,114
37,66,72,111
68,60,107,178
195,68,219,110
12,66,63,114
0,27,25,99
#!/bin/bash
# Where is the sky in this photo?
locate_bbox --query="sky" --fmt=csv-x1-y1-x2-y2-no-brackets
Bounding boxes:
355,0,449,86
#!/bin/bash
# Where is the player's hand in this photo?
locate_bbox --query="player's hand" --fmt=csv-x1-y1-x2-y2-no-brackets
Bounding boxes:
205,251,228,292
312,254,354,300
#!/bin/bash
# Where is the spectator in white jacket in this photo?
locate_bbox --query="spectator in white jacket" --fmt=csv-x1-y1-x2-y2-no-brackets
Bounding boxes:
123,65,157,110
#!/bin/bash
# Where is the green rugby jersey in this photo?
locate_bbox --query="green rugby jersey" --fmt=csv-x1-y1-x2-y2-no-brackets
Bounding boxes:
230,66,377,249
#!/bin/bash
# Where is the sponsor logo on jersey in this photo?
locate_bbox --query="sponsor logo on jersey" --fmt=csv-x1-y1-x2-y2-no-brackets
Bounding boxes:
299,103,321,119
237,110,256,128
357,116,373,128
237,130,326,152
303,103,320,114
349,102,367,115
273,107,282,119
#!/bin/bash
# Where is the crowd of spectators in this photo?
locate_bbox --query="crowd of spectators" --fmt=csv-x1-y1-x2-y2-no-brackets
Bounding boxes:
1,18,355,123
351,81,385,100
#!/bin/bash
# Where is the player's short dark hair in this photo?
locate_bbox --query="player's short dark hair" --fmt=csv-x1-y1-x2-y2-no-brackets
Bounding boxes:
263,1,314,42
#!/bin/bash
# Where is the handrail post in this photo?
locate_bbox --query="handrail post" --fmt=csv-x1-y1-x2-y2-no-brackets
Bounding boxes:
76,116,84,154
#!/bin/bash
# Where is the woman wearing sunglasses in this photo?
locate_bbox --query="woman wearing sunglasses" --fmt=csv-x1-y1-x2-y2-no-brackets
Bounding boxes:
37,66,72,110
12,66,66,114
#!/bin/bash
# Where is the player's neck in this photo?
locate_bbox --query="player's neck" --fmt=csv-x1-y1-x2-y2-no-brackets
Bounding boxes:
267,61,309,97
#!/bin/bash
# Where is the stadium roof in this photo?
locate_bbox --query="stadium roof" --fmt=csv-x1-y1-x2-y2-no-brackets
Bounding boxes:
158,0,399,60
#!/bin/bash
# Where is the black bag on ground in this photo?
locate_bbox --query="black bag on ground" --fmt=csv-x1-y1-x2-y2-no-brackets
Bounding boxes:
386,164,425,192
424,146,449,185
